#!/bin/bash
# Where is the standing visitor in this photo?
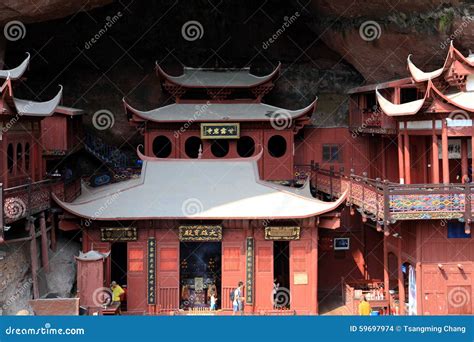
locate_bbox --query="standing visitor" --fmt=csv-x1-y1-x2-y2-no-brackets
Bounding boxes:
232,281,244,315
358,295,372,315
111,281,125,306
272,278,279,308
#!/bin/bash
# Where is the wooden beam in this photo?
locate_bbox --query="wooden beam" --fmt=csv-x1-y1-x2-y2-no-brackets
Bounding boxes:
50,212,57,252
29,219,40,299
472,127,474,183
397,237,406,315
398,131,405,184
461,138,468,183
432,121,440,184
442,119,450,184
383,234,389,301
39,212,49,273
403,124,411,184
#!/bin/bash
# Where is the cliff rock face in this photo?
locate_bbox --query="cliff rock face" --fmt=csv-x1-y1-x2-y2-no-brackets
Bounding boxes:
0,0,111,24
310,0,474,82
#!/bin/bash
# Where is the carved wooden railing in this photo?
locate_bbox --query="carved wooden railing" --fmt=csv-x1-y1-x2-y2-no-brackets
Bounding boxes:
294,164,473,227
3,179,52,225
3,177,82,225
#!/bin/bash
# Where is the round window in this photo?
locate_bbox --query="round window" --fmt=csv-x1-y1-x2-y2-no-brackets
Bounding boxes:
185,136,202,159
237,136,255,157
152,136,172,158
268,135,287,158
211,140,229,158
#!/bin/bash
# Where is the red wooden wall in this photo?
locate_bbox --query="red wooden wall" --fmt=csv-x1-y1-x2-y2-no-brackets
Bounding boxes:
145,127,294,180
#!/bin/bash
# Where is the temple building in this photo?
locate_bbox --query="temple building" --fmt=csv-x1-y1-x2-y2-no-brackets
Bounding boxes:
303,41,474,315
0,53,84,303
10,41,473,316
55,63,347,314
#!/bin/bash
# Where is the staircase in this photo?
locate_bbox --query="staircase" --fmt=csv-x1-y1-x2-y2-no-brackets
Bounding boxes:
84,132,134,169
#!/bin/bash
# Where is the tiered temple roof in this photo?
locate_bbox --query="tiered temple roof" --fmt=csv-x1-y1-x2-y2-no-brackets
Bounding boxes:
124,99,317,123
125,62,316,126
54,149,346,220
156,63,281,88
376,42,474,116
0,53,63,117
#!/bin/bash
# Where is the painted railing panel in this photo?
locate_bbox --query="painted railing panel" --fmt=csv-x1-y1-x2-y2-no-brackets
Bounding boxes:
3,180,51,224
2,178,81,225
294,164,472,223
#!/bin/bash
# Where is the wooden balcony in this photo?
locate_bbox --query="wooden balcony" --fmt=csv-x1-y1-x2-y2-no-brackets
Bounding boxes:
294,164,473,226
2,177,82,225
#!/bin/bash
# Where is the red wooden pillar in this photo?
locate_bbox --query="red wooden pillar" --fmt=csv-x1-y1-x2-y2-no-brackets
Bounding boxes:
254,222,274,313
461,138,468,183
398,131,405,184
471,127,474,182
397,237,406,315
29,219,40,299
441,119,450,184
39,212,49,272
432,122,440,183
312,224,318,315
403,124,411,184
415,223,422,315
50,211,57,252
381,138,387,179
383,234,389,302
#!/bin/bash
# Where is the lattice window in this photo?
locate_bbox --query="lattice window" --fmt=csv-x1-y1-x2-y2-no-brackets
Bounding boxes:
128,249,144,272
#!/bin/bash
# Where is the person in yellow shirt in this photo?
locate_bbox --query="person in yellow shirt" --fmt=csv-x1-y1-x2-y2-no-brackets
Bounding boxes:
111,281,125,305
358,295,372,315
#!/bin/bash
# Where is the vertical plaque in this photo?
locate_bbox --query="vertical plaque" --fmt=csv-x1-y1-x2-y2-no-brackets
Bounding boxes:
147,238,156,305
245,237,254,305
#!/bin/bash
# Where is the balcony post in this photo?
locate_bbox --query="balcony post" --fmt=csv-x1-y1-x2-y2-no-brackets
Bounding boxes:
329,166,334,199
442,119,450,184
397,237,406,315
28,217,40,299
39,212,49,273
465,183,472,235
0,183,3,244
471,126,474,183
461,138,468,183
314,162,319,195
361,172,367,221
383,180,390,227
403,123,411,184
432,120,440,184
398,130,405,184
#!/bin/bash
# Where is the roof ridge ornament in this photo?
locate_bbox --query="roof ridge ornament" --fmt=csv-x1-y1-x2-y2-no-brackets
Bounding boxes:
0,52,30,80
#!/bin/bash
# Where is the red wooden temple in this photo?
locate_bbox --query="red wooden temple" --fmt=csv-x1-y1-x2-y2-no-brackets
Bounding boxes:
2,42,474,316
0,53,84,301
